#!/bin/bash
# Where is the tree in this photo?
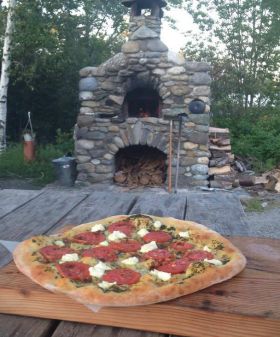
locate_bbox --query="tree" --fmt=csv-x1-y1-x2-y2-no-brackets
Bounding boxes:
183,0,280,114
0,0,16,151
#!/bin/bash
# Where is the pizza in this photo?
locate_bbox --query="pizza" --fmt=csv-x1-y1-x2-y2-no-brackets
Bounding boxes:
13,214,246,307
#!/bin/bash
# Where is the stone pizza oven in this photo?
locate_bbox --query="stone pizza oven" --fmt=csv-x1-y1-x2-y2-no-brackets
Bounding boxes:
75,0,211,188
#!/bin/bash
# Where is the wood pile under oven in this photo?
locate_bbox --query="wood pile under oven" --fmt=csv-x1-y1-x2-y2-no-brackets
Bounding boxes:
208,127,237,189
114,145,167,188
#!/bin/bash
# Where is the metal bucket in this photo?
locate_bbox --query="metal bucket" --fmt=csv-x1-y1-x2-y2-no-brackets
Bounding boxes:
52,156,77,187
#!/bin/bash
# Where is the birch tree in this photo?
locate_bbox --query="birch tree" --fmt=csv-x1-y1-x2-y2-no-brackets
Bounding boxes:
0,0,16,152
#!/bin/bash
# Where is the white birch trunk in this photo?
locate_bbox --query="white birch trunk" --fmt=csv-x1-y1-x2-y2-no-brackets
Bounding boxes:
0,0,16,152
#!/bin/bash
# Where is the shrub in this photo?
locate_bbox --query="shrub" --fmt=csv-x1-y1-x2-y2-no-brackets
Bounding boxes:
0,130,74,185
212,107,280,172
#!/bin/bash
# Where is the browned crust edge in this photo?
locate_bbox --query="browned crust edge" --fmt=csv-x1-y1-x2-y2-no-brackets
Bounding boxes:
13,214,247,307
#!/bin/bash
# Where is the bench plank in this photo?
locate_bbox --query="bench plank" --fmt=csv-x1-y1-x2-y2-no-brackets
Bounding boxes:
130,193,187,219
0,189,42,219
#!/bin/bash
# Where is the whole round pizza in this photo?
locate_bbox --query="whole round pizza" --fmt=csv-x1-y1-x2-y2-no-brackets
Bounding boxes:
13,214,246,306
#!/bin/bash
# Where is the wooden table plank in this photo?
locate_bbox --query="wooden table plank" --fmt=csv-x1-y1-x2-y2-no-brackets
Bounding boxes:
0,190,88,241
1,237,279,337
186,192,248,236
130,193,187,219
0,313,57,337
50,321,164,337
0,189,42,219
48,192,138,234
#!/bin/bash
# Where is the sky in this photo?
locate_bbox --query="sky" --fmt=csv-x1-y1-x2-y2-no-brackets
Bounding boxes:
161,8,195,52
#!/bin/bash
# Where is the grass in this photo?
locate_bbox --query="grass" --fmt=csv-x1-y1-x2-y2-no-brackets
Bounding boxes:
241,198,264,212
0,131,74,186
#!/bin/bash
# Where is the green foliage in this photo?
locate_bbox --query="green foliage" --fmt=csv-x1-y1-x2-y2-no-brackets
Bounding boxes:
183,0,280,114
241,198,264,212
0,130,74,185
213,107,280,172
0,0,128,143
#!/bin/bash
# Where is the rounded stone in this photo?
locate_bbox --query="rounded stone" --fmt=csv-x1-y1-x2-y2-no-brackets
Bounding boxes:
185,62,211,72
77,115,94,127
79,91,94,101
79,77,98,91
108,143,119,153
109,125,120,132
95,165,113,174
191,73,211,85
122,41,140,53
84,131,106,140
147,39,168,52
104,153,113,160
77,162,95,173
80,107,94,114
171,86,191,96
114,136,124,148
192,86,211,96
191,164,209,175
79,67,97,77
183,142,198,150
167,66,186,75
197,157,209,165
91,159,101,165
76,139,94,150
193,175,208,180
76,155,91,164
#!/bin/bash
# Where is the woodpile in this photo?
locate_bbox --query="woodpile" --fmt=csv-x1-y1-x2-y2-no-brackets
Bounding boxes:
208,127,237,189
114,149,166,187
254,169,280,193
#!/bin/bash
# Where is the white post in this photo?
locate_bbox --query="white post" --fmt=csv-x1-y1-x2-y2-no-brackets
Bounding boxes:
0,0,16,152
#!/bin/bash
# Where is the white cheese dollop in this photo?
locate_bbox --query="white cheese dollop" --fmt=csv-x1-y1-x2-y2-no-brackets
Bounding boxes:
89,261,111,278
203,245,212,252
99,240,109,246
54,240,65,247
91,224,105,232
153,220,162,229
178,231,190,238
204,258,223,266
137,228,149,237
140,241,158,253
121,257,139,265
98,281,117,290
150,269,171,281
60,253,79,262
108,230,127,242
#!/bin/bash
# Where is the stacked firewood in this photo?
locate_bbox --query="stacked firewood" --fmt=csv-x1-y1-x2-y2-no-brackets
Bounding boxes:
208,127,237,188
114,157,166,187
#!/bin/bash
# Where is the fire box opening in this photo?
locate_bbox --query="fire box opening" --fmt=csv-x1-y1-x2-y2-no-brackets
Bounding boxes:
124,88,161,118
114,145,167,187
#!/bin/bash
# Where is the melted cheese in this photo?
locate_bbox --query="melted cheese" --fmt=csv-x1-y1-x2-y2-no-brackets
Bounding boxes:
203,245,211,252
153,220,162,229
99,240,109,246
91,224,105,232
108,231,127,241
178,231,190,238
150,269,171,281
204,258,222,266
54,240,65,247
137,228,149,237
140,241,158,253
60,253,79,262
89,261,111,278
98,281,117,290
121,257,139,265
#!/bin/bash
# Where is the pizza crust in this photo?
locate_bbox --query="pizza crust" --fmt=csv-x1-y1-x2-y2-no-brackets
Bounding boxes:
13,215,246,307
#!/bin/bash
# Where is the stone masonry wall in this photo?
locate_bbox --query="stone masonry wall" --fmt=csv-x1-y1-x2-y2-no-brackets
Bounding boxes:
75,15,211,187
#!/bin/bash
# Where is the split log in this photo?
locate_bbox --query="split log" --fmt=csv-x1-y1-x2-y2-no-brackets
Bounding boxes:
239,175,256,187
210,138,231,147
209,144,232,152
209,165,231,175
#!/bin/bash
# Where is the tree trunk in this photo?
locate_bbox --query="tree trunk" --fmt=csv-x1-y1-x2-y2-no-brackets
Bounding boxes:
0,0,16,152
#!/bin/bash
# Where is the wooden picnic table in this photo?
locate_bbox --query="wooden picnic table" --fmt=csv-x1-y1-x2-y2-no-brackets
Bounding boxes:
0,188,279,337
